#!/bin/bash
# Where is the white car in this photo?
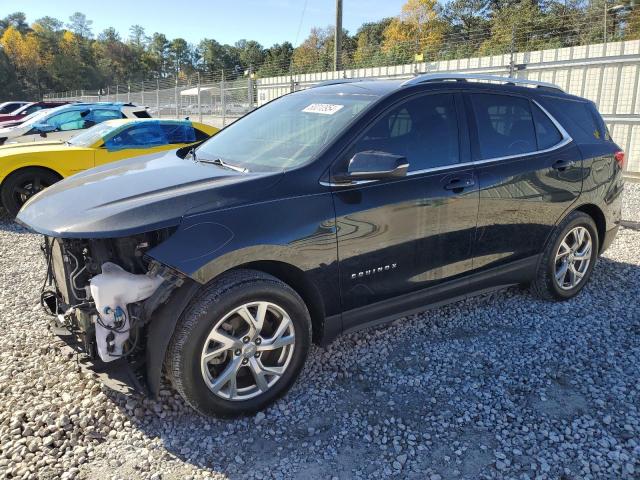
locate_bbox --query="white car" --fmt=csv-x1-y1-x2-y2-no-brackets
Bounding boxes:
0,103,151,145
0,101,30,114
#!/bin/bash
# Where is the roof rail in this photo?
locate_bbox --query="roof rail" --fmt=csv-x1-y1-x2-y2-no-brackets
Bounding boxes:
310,79,362,89
401,73,563,92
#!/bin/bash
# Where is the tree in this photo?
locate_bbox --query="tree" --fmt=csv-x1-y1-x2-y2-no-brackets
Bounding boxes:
478,1,549,55
67,12,93,38
353,18,393,66
381,0,445,63
0,26,47,97
441,0,491,58
235,39,265,69
0,12,29,35
290,26,354,73
34,16,63,32
258,41,294,76
148,32,170,77
169,38,194,77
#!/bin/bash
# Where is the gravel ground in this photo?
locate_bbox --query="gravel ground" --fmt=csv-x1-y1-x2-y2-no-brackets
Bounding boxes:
1,183,639,480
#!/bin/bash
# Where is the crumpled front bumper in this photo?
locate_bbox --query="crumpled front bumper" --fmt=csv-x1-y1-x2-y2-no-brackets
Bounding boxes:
47,312,147,396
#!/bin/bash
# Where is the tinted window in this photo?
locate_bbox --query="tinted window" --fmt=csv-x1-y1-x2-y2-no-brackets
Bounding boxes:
532,103,562,149
471,94,536,159
87,109,123,124
563,100,606,141
24,105,43,115
350,93,459,171
105,124,167,150
133,110,152,118
194,128,210,142
46,110,89,131
160,124,196,144
0,103,21,114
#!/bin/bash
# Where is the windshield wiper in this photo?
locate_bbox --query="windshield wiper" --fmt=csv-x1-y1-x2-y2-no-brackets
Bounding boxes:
197,156,249,173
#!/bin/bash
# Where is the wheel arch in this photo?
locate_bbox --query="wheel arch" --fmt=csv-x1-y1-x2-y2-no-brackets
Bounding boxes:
573,203,606,253
234,260,327,345
0,164,64,189
145,260,329,397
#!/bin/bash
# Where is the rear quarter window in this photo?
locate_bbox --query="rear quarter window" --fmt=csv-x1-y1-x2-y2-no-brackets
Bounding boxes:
539,96,610,144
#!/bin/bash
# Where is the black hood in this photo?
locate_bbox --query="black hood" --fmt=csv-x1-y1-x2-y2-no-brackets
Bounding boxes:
17,149,281,238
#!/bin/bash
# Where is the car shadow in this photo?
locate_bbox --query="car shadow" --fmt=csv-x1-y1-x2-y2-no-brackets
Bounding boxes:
96,246,640,479
0,208,30,234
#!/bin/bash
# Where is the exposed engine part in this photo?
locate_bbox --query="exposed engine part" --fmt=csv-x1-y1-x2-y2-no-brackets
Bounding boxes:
90,262,164,362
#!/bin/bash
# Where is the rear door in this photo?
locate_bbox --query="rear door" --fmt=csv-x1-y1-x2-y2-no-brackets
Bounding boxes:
466,91,582,270
331,91,479,320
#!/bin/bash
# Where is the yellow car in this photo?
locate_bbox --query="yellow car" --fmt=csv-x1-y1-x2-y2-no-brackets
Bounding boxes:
0,119,218,216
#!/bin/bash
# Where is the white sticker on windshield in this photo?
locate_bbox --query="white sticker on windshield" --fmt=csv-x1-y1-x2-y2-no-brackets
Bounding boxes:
302,103,344,115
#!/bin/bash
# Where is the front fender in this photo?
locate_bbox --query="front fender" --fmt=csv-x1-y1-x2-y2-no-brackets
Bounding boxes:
146,192,342,316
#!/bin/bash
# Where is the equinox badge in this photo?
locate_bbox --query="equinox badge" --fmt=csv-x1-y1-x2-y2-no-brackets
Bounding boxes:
351,263,397,279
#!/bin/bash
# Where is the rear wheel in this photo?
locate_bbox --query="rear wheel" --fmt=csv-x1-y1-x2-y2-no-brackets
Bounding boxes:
1,168,61,217
531,211,598,301
166,270,311,417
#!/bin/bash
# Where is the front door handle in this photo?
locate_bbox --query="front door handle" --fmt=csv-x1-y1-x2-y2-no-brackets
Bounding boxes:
552,159,575,171
444,176,475,192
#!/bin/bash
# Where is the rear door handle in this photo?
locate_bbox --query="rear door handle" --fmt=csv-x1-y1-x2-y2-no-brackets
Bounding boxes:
552,159,575,171
444,177,475,191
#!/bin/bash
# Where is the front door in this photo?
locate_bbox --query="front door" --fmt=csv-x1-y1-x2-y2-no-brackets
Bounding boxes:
331,92,479,325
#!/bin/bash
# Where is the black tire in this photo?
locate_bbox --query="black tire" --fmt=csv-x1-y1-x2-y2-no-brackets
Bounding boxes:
166,269,312,417
531,211,599,301
1,168,61,217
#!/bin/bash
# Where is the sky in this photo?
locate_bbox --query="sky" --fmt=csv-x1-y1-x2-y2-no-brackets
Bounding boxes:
10,0,407,47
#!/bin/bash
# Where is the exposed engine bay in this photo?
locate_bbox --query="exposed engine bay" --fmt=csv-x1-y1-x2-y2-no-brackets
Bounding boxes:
40,229,183,371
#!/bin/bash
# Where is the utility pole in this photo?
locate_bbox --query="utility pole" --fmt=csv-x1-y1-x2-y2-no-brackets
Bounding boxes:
334,0,343,72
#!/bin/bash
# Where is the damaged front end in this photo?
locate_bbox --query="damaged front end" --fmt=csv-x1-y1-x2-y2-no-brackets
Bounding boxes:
40,229,186,394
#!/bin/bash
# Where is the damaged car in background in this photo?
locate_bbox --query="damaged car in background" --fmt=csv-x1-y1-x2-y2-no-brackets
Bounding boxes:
17,74,624,417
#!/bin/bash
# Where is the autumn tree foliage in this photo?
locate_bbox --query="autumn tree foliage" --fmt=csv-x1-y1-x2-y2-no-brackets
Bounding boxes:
0,0,638,99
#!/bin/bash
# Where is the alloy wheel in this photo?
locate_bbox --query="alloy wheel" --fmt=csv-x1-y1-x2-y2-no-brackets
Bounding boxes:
554,226,593,290
13,176,50,206
200,301,296,401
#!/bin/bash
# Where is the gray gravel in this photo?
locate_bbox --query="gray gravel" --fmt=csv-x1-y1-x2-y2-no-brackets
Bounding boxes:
1,183,639,480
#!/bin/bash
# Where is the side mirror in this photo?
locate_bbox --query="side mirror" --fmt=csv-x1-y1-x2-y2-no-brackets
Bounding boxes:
34,123,56,135
333,151,408,183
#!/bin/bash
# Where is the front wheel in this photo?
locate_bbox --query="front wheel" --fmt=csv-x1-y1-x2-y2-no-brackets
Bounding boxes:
1,168,61,217
531,211,599,301
166,270,312,417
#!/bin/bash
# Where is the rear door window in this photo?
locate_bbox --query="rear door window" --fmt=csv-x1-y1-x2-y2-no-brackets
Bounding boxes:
471,93,536,159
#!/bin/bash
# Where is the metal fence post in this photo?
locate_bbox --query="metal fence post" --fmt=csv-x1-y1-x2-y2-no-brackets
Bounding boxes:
197,71,202,123
156,79,160,118
127,83,131,103
115,84,119,102
175,78,179,118
247,65,254,110
221,70,226,127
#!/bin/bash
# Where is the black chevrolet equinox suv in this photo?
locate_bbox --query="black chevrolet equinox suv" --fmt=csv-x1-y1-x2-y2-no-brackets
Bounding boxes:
18,74,624,416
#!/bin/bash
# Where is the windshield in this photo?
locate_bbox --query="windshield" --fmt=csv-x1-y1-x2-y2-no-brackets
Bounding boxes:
195,91,377,172
67,122,116,147
21,105,69,128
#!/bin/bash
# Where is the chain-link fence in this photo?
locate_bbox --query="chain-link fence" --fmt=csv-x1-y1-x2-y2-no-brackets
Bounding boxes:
46,73,255,129
45,38,640,174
